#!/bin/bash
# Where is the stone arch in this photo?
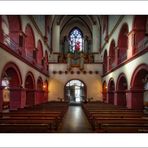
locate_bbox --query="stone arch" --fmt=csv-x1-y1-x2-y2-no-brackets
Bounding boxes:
102,81,107,102
37,40,43,66
109,39,116,70
25,72,35,106
116,73,128,107
108,78,115,104
25,24,35,59
103,50,107,74
118,23,129,64
7,16,22,45
132,16,147,54
130,64,148,109
1,62,22,110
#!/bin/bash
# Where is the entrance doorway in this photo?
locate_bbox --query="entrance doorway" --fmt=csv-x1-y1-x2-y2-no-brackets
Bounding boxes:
65,80,86,104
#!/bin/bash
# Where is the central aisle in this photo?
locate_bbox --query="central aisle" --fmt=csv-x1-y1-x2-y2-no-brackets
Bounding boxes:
58,105,93,133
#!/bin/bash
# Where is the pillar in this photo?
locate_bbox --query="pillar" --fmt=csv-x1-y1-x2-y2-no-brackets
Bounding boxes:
35,90,45,105
0,86,3,112
115,90,126,106
107,56,110,72
126,89,144,110
9,87,26,110
44,91,48,103
107,91,114,104
127,30,135,59
115,46,119,66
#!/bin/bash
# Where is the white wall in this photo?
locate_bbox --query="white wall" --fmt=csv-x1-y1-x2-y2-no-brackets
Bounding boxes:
48,64,103,101
103,52,148,90
52,24,60,52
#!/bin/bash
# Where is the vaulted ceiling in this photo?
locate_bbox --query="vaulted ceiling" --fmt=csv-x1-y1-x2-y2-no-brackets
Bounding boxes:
49,15,102,35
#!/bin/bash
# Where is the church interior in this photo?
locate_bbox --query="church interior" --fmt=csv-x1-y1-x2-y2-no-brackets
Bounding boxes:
0,15,148,133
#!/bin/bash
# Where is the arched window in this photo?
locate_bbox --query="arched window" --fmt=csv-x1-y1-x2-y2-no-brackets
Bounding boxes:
69,28,83,53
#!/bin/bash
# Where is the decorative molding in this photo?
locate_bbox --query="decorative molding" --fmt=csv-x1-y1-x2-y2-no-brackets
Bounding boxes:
51,70,100,75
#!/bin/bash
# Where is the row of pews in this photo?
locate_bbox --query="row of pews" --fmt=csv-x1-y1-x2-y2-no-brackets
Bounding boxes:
82,102,148,133
0,102,68,133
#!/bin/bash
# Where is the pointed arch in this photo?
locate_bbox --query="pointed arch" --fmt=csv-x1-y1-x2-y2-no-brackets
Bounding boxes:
69,27,83,52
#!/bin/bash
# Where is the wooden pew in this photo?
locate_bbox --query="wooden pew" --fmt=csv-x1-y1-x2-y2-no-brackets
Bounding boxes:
93,117,148,132
0,123,50,133
0,102,69,133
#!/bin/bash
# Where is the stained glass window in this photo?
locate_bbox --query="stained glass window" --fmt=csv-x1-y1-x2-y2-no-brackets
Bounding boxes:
69,28,83,52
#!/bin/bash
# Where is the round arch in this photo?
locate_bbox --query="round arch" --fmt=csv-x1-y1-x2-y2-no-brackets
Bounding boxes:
116,73,128,107
45,50,49,72
37,40,43,65
132,16,147,54
37,76,43,90
8,16,22,40
102,81,107,102
25,24,35,57
1,62,22,110
130,64,148,109
118,23,129,64
0,16,3,42
109,39,116,70
103,50,107,74
108,78,115,104
25,72,35,106
64,79,87,104
1,62,22,87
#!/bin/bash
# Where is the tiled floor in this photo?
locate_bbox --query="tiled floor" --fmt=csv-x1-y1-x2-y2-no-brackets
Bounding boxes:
58,105,93,133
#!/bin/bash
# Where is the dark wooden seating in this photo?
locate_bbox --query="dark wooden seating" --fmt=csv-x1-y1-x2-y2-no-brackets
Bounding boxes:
0,102,68,133
82,102,148,133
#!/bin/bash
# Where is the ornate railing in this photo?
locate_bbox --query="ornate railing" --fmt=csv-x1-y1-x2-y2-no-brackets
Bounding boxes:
111,62,116,69
1,33,49,75
3,33,19,53
137,37,148,52
118,52,127,64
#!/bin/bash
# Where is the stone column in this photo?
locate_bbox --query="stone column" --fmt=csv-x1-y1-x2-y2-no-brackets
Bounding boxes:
9,87,26,110
126,89,144,110
115,46,119,66
127,30,135,59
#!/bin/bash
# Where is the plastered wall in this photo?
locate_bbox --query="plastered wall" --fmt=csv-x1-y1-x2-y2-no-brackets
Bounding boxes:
48,64,103,101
